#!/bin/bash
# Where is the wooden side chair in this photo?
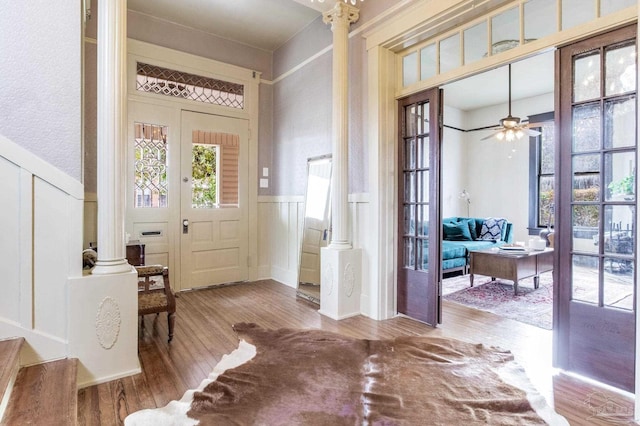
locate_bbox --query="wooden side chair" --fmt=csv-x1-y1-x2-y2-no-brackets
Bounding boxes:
136,265,176,342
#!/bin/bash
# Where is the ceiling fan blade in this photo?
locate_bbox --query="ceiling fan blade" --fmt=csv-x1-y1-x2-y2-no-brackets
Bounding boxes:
526,128,541,137
480,130,503,140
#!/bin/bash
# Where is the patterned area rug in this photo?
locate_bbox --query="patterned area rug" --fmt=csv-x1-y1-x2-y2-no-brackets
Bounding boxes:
443,273,554,330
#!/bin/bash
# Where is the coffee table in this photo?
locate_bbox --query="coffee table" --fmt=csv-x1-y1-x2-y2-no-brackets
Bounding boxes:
469,248,554,295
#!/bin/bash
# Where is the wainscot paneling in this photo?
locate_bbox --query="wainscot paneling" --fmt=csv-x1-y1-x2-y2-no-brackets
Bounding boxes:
257,194,370,313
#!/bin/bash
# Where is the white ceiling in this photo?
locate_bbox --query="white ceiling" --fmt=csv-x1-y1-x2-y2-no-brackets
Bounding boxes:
126,0,554,111
127,0,324,52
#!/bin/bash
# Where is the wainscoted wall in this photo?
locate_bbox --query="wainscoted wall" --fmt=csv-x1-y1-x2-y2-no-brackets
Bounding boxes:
0,135,83,363
257,194,371,315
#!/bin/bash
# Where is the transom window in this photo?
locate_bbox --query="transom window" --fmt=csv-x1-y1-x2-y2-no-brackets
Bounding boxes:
401,0,635,88
136,62,244,109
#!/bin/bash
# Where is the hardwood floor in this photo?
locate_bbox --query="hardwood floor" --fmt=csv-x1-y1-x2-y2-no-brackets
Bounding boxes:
77,280,635,425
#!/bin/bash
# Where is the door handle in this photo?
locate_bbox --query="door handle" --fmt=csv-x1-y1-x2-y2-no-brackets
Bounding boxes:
183,219,189,234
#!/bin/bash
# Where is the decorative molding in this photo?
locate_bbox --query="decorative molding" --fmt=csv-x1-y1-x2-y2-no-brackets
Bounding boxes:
95,297,121,350
344,262,355,297
324,263,334,296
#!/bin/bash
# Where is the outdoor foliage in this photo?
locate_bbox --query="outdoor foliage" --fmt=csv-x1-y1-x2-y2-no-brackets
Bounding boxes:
573,187,599,227
192,144,217,207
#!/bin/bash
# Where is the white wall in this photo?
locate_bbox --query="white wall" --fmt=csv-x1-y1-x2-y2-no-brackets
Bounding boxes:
463,92,554,242
0,1,82,181
442,105,467,218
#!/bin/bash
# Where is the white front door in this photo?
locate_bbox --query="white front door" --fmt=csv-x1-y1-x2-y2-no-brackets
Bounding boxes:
179,111,249,289
127,103,249,291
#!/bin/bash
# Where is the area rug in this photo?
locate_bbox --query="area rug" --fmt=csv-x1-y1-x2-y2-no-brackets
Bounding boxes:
125,323,567,425
443,273,553,330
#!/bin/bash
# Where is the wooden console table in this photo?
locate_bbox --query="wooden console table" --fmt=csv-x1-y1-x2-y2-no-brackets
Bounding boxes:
126,241,145,266
469,248,553,295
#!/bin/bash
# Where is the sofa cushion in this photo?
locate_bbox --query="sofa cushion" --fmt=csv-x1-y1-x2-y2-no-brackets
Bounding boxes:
467,220,478,240
442,240,467,260
443,221,473,241
479,217,507,241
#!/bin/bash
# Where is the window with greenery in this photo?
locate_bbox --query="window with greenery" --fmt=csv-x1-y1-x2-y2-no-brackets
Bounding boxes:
192,144,218,208
528,112,555,233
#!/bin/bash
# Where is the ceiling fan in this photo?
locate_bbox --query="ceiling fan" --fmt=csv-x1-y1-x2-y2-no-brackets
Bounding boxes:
481,63,541,141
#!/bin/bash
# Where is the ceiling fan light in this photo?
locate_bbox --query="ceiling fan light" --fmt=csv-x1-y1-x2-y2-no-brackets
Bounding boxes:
505,129,515,141
496,131,505,141
515,129,524,139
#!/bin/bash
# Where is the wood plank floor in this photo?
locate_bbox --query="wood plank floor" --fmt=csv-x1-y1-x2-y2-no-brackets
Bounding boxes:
77,280,635,425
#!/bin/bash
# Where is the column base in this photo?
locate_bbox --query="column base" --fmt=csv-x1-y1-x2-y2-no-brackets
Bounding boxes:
91,259,133,275
319,247,362,320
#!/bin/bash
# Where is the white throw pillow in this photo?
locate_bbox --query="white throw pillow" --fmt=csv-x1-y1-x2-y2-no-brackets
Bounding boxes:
479,217,506,241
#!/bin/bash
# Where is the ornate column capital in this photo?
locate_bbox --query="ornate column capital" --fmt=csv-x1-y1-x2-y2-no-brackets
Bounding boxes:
322,2,360,29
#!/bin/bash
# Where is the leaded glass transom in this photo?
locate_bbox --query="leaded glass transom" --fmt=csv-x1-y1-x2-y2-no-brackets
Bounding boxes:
136,62,244,109
134,122,168,208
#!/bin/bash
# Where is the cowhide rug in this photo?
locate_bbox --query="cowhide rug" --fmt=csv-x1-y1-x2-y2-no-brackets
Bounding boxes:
125,323,568,425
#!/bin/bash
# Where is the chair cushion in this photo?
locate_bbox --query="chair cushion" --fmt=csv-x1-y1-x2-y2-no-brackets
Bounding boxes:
139,292,170,314
442,240,467,260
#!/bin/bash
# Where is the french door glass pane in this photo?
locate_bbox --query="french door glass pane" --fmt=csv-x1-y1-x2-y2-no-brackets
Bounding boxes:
404,205,415,236
417,136,429,168
416,204,428,237
572,154,600,202
601,0,636,16
404,172,415,202
562,0,595,31
605,43,636,96
572,255,600,304
405,138,416,169
420,44,437,80
464,22,487,65
403,52,418,87
491,7,519,54
572,205,599,254
417,171,429,202
416,103,427,135
440,34,460,74
574,53,601,103
604,258,634,310
524,0,556,41
404,237,415,268
420,239,429,271
134,122,168,208
405,106,417,137
572,103,602,152
604,205,635,256
605,151,635,201
604,97,636,149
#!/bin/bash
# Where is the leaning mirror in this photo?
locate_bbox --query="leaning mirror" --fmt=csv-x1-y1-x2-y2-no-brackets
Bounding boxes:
297,155,332,304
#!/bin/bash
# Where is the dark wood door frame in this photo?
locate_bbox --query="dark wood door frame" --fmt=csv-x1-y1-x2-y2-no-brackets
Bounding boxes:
555,23,637,392
397,87,442,326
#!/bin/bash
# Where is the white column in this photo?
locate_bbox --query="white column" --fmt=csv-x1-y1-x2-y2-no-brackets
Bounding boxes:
92,0,130,275
320,2,362,320
324,2,358,249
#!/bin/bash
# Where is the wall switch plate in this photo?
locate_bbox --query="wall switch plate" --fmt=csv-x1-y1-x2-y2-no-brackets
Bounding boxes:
262,167,269,177
260,178,269,188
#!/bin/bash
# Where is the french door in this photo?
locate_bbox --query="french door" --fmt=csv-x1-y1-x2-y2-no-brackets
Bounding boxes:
556,24,637,392
126,102,249,291
397,88,443,326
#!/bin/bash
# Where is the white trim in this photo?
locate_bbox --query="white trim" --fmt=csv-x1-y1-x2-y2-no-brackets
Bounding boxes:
258,195,305,203
0,134,83,199
272,45,333,84
76,367,142,389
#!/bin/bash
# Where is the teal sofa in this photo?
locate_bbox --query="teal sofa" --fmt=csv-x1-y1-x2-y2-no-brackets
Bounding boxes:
441,217,513,274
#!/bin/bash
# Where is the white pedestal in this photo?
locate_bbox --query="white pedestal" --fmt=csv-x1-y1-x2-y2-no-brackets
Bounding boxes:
319,247,362,320
69,268,141,387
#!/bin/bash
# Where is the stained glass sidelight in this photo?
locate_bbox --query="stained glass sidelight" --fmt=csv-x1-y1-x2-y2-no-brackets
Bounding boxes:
134,123,168,208
136,62,244,109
